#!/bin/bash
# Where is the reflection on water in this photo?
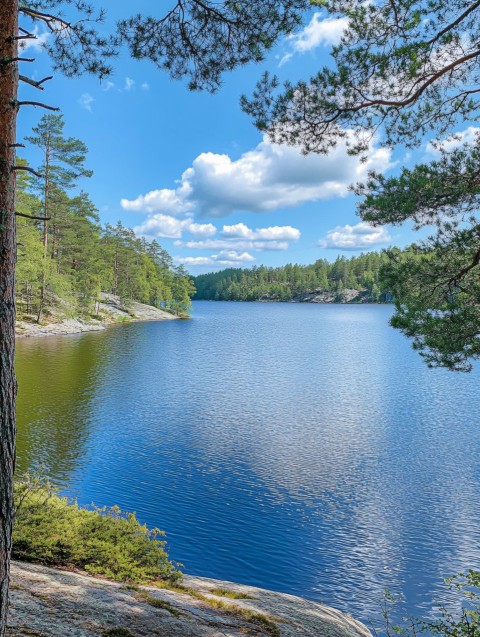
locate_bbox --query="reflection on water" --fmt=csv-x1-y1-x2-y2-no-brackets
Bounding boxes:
15,302,480,622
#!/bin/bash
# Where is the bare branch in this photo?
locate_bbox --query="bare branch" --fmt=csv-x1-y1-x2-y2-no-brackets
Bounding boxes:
9,143,25,148
16,101,60,112
15,211,51,221
12,165,43,179
19,75,53,91
2,57,35,64
13,34,36,41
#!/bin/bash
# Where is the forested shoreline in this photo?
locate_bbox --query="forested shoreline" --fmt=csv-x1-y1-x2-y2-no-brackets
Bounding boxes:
193,252,395,302
16,115,194,323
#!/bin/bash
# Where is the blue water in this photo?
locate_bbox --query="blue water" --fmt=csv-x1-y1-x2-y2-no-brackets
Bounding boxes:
15,302,480,624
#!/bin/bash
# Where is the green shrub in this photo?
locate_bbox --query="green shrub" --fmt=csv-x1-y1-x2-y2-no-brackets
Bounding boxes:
13,475,180,583
375,571,480,637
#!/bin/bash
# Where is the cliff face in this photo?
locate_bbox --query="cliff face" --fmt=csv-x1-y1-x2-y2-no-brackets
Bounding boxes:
8,561,371,637
292,288,371,304
291,288,394,304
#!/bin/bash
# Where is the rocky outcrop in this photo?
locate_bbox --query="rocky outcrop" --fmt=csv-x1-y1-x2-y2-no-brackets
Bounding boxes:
15,294,177,338
292,288,372,304
8,561,371,637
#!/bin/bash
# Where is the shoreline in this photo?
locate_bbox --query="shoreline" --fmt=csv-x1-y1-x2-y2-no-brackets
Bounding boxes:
9,560,371,637
15,293,179,339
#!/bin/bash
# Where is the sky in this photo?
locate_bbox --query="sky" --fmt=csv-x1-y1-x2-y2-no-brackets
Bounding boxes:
17,2,437,273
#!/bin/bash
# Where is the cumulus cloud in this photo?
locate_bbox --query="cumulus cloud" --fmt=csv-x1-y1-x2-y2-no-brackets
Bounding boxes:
289,13,348,53
318,222,392,250
175,251,256,269
212,250,256,262
141,82,150,90
124,77,135,91
134,214,216,239
188,222,217,237
426,126,480,155
174,239,289,251
78,93,94,112
121,135,392,218
221,223,301,241
278,13,348,65
122,183,193,214
175,256,216,267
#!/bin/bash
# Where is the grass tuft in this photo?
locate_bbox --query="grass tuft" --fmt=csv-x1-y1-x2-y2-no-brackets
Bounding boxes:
209,586,255,600
135,590,183,617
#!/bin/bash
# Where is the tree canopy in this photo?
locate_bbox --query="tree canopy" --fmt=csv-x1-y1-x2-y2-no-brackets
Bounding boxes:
243,0,480,371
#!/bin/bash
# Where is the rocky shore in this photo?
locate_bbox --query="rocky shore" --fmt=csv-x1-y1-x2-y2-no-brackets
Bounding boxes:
8,561,371,637
15,293,177,339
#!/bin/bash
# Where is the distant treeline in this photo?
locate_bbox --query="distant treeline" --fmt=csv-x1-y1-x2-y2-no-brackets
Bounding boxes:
16,114,194,322
193,252,393,302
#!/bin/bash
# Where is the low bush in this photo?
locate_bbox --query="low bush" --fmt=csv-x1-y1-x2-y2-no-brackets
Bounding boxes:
13,475,180,583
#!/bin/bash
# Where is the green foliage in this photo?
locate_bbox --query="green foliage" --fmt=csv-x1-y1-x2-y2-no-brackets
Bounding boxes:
242,0,480,371
15,116,195,321
13,475,180,583
135,589,183,617
357,139,480,371
193,252,392,302
243,0,480,152
374,571,480,637
210,587,255,600
20,1,308,91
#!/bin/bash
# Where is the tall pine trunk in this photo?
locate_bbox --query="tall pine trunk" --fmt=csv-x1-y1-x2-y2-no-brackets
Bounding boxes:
0,0,18,634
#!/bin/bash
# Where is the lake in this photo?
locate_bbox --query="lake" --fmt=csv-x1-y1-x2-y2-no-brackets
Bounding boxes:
15,301,480,625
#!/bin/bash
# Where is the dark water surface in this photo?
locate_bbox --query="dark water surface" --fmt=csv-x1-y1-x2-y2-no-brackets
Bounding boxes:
16,302,480,623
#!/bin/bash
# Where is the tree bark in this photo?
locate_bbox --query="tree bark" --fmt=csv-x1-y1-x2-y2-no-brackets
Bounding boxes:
0,0,18,634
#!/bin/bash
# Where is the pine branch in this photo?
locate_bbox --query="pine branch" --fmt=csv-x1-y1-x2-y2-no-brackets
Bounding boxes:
19,8,72,32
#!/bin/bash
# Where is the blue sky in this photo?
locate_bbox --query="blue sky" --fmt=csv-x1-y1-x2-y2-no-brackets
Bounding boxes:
17,4,434,273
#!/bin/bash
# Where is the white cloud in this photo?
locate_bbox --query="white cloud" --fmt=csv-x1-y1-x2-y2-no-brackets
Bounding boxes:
289,13,348,53
278,52,293,67
134,214,217,239
188,222,217,237
78,93,94,112
121,135,392,218
318,222,392,250
122,182,193,214
102,80,115,92
175,256,216,267
175,239,289,251
141,82,150,90
221,223,300,241
124,77,135,91
175,250,256,269
212,250,255,262
426,126,480,155
20,26,50,52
